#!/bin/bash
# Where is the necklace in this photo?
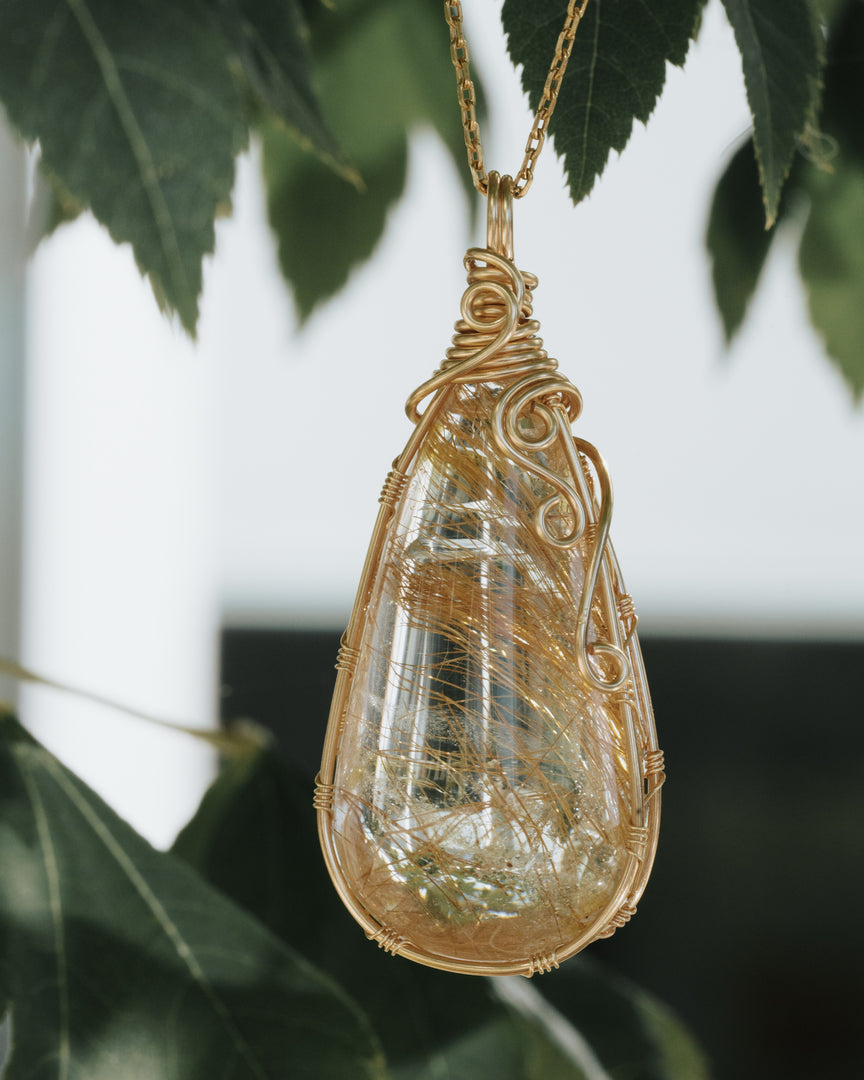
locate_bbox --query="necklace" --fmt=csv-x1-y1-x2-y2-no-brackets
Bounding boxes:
315,0,664,977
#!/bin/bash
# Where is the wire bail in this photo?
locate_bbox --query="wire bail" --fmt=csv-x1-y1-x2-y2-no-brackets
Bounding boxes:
486,172,514,259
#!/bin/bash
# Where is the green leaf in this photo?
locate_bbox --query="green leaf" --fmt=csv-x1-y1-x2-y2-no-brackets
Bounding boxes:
392,997,600,1080
0,0,251,332
173,729,512,1075
817,0,864,168
175,729,705,1080
217,0,347,172
0,0,346,332
799,155,864,401
260,0,481,320
27,169,85,249
263,122,408,320
537,957,712,1079
720,0,823,225
502,0,705,205
812,0,848,27
791,0,864,401
172,722,324,951
707,137,785,342
0,710,387,1079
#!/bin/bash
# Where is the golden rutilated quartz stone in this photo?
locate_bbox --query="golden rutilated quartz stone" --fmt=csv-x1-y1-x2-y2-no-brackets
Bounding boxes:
317,177,662,977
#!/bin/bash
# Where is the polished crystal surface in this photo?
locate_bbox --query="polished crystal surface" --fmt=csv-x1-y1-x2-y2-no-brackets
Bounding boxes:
331,383,638,967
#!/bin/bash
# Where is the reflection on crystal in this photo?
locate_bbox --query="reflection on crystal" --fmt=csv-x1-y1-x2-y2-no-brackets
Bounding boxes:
328,382,643,968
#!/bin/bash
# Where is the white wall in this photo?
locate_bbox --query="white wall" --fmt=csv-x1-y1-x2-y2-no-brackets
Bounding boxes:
21,191,220,848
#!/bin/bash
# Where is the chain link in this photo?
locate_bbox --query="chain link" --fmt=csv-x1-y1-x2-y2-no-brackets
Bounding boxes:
445,0,590,199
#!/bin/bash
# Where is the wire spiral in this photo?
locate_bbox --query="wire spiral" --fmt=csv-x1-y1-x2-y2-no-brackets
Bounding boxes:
404,246,549,421
401,184,631,692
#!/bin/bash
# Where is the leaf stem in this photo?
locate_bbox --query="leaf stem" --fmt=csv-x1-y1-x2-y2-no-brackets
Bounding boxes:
0,656,242,751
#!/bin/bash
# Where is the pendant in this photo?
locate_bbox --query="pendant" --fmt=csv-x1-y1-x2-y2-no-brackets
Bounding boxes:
316,174,664,977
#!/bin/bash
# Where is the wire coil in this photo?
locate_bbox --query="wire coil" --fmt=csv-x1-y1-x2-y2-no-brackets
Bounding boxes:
402,175,630,693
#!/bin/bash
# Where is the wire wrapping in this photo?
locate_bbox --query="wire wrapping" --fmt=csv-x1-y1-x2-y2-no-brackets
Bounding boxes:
625,825,651,860
527,951,560,975
403,175,630,693
315,173,663,978
313,778,335,814
644,748,667,803
367,927,406,955
597,903,638,937
335,639,360,676
379,467,410,510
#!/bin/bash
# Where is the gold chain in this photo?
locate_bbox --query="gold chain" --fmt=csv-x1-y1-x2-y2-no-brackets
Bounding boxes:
445,0,590,199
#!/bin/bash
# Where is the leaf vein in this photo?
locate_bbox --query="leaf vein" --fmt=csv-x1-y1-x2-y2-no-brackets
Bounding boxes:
17,763,71,1080
27,3,69,103
578,0,603,192
41,756,271,1080
63,0,191,308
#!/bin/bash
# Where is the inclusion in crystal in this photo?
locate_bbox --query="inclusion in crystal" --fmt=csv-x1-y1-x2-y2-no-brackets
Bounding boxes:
328,382,645,969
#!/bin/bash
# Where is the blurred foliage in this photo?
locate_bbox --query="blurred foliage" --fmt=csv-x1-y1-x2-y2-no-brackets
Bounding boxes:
718,0,822,226
259,0,480,320
173,720,710,1079
0,706,709,1077
0,710,385,1079
707,0,864,399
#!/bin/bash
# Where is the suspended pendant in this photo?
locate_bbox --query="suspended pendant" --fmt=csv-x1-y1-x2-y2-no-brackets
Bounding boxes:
316,174,664,977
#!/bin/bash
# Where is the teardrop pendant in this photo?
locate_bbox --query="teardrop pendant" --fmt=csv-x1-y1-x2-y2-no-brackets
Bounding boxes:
316,175,664,977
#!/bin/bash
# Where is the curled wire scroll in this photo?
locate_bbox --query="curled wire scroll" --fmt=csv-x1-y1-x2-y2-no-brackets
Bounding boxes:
403,234,630,692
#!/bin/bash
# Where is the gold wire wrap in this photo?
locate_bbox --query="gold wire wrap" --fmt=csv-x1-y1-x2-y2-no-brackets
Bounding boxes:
625,825,651,861
597,903,639,938
334,637,360,677
317,174,663,978
644,749,666,777
616,591,639,646
312,777,335,814
367,928,407,955
378,467,410,512
404,174,628,692
526,952,560,976
644,748,667,803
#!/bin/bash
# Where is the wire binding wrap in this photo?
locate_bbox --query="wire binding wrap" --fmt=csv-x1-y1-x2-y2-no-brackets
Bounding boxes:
597,903,639,938
625,825,650,860
313,777,334,814
644,748,666,802
616,593,636,621
616,591,638,646
335,637,360,677
379,467,409,511
526,951,560,976
579,452,596,498
367,927,406,955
